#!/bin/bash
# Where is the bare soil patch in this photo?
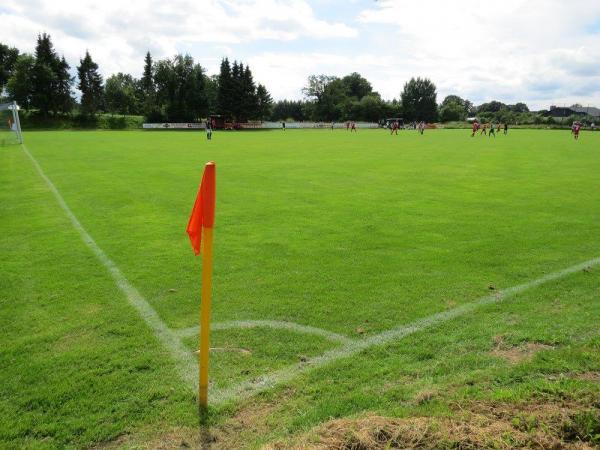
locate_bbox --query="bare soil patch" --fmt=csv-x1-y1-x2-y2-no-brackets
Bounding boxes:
491,335,554,364
268,400,599,449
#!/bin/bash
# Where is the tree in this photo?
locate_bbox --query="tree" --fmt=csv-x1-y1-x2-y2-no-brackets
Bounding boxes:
256,84,273,120
239,64,258,121
439,101,465,122
140,51,158,119
77,51,104,116
271,100,306,121
354,95,385,122
477,100,505,113
302,74,337,102
55,56,74,114
510,102,529,113
342,72,373,100
400,77,438,122
439,95,471,121
0,43,19,95
6,54,35,110
32,33,58,115
217,58,234,119
154,54,208,121
105,73,138,115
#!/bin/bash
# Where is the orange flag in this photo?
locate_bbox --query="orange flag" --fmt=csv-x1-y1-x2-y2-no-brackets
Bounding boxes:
186,162,216,255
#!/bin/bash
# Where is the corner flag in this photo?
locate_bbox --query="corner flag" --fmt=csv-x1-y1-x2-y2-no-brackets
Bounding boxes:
186,162,216,255
186,161,216,409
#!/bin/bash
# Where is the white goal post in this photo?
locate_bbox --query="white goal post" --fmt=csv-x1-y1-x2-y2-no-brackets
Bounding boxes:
0,101,24,145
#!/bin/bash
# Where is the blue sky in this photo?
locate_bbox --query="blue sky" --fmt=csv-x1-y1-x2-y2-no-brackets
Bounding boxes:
2,0,600,110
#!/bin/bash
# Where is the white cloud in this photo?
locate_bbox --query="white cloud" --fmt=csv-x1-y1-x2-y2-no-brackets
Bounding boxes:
356,0,600,108
0,0,356,78
2,0,600,109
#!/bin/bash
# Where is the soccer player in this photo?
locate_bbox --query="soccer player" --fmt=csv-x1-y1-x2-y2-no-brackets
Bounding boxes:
504,123,508,135
331,121,335,131
471,121,479,137
573,122,581,140
346,121,350,131
391,121,398,135
480,123,487,135
351,122,357,132
282,121,286,131
489,122,496,138
206,122,212,140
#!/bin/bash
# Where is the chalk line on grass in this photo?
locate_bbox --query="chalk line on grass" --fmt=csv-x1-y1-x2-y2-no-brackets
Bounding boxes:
175,320,353,345
209,256,600,406
21,145,198,388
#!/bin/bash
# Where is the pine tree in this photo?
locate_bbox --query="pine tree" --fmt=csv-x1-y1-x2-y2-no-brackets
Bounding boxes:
77,51,104,116
55,56,74,114
240,64,258,121
256,84,273,121
217,58,233,119
32,33,59,115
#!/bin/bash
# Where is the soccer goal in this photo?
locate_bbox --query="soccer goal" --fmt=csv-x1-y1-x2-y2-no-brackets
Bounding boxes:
0,101,24,145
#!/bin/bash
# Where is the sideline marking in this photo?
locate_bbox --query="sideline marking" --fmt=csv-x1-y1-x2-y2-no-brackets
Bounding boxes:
175,320,353,345
21,145,198,388
210,256,600,405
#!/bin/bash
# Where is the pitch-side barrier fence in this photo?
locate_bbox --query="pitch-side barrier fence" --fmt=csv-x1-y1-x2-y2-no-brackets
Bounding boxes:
142,122,381,130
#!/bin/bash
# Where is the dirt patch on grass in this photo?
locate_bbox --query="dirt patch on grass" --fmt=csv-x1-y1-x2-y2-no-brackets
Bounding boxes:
270,400,599,449
491,335,554,364
574,372,600,382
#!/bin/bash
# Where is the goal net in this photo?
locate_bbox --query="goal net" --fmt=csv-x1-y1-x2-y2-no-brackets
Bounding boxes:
0,101,23,145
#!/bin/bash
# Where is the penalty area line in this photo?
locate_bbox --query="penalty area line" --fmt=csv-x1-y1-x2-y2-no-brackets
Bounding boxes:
21,144,198,389
210,255,600,406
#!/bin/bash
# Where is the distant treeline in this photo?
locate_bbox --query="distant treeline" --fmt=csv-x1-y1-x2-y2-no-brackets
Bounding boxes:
0,34,595,125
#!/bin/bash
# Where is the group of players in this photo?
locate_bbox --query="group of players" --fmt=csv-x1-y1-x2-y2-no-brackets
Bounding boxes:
471,121,508,137
389,121,426,135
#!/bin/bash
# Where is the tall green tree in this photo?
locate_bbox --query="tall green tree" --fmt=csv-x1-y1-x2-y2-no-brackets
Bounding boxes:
56,56,74,114
6,54,35,110
154,54,207,121
342,72,373,100
77,51,104,116
0,43,19,95
32,33,58,115
139,51,159,119
105,73,138,115
302,74,337,102
255,84,273,120
239,64,258,121
400,77,438,122
217,58,234,119
439,95,471,121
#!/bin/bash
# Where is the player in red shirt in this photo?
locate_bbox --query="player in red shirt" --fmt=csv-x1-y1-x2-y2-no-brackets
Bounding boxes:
391,121,398,135
471,121,479,137
351,122,357,132
573,122,581,140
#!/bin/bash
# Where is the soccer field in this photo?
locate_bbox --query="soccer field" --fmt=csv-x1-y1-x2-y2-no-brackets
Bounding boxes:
1,129,599,448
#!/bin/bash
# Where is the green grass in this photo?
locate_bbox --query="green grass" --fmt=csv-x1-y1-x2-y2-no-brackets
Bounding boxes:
1,129,599,448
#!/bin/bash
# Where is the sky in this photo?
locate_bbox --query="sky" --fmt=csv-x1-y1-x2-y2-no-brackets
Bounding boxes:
2,0,600,110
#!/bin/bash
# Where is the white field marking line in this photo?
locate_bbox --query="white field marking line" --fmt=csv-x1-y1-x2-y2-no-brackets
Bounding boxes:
210,256,600,406
175,320,353,345
21,145,198,388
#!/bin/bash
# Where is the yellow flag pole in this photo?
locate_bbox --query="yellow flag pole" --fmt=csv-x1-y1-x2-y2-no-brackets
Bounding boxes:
199,226,214,409
186,161,216,411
